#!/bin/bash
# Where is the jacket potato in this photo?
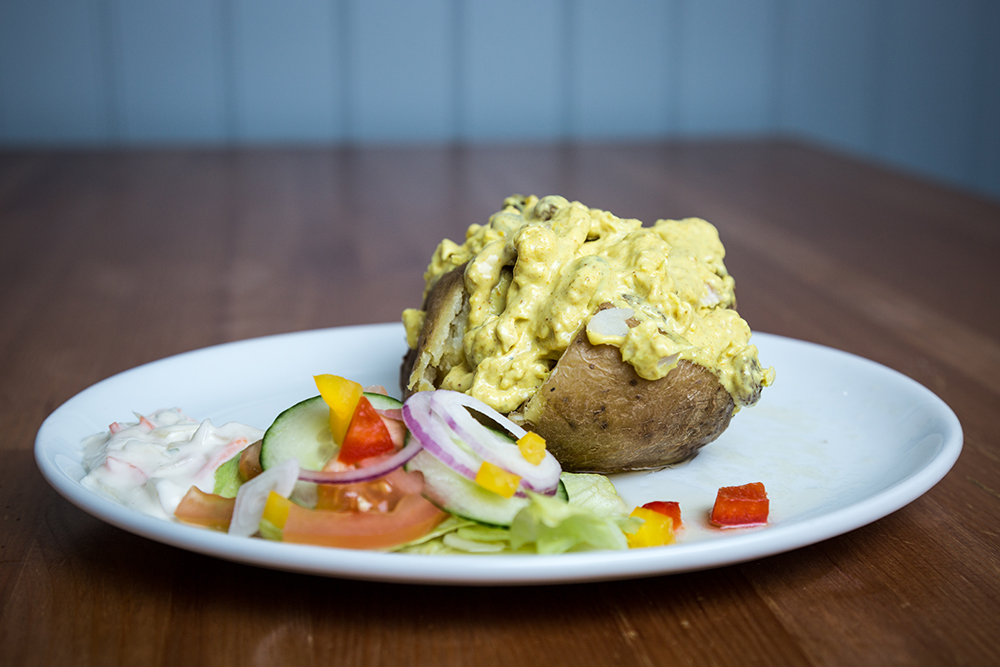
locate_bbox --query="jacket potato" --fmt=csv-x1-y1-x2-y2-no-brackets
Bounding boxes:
400,195,773,473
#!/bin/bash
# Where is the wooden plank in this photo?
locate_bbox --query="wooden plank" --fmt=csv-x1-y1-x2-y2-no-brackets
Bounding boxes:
778,0,881,153
1,142,999,665
677,0,781,134
0,0,108,143
874,0,982,186
347,0,456,141
570,0,676,138
460,0,565,140
113,0,230,142
231,0,343,142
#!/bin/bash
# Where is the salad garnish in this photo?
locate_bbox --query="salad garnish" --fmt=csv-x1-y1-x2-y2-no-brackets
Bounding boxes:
83,374,769,554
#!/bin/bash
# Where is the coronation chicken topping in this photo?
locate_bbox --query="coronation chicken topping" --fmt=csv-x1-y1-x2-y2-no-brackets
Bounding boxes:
404,195,774,414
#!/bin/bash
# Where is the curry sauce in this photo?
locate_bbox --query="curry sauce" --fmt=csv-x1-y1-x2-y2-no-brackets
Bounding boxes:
404,195,773,414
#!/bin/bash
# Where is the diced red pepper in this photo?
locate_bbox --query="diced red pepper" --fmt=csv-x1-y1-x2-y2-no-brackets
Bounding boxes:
642,500,682,528
337,397,396,465
710,482,769,528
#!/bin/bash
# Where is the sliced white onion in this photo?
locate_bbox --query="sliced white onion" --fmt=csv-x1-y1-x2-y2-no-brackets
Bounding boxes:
229,458,300,537
587,307,634,338
295,435,423,485
430,391,561,494
658,352,680,369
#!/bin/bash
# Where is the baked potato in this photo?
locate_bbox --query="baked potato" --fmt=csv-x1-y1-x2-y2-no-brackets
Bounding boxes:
401,195,772,473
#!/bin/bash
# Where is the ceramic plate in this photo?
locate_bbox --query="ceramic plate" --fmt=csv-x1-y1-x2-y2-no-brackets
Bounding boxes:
35,324,962,585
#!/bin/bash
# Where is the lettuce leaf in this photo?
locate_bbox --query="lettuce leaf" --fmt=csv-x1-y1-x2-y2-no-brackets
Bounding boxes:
560,472,630,518
508,491,632,554
395,472,638,555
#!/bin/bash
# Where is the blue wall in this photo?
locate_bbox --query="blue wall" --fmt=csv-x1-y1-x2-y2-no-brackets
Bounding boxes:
1,0,997,201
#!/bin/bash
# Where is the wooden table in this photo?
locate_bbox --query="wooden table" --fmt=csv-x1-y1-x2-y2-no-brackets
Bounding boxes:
2,141,998,665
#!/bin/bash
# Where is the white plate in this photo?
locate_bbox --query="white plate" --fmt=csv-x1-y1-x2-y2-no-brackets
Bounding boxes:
35,324,962,585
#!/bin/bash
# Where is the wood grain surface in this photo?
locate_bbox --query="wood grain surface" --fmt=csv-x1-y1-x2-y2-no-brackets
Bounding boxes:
2,141,999,666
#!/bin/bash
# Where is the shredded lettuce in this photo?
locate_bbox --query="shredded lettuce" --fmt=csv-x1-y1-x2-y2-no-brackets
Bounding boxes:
394,472,638,555
213,454,243,498
258,518,282,541
559,472,630,518
508,491,631,553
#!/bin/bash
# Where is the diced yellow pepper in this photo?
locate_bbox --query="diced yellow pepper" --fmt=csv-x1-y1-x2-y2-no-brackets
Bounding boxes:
626,507,675,548
314,374,363,444
475,461,521,498
517,431,547,465
262,491,292,530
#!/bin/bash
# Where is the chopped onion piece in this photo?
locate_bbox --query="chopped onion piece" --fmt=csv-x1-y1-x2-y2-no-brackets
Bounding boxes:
587,307,634,338
229,458,300,537
658,352,680,369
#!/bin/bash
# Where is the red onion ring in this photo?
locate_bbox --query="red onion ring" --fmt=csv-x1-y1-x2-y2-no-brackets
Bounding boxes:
401,392,481,480
402,390,561,497
431,392,560,495
296,434,423,484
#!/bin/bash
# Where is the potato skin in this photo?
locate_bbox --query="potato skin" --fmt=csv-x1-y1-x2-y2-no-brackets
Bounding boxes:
401,264,469,398
518,328,735,472
402,266,738,472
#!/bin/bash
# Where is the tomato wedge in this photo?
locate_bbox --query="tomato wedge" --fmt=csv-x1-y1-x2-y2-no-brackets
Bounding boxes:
266,490,447,550
337,397,396,464
174,486,236,531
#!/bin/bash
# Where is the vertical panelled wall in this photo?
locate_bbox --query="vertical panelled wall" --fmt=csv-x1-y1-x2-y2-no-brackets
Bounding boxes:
0,0,998,200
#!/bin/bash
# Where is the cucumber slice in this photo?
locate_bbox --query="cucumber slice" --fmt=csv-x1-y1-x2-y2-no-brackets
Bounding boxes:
362,392,403,412
261,395,334,471
405,443,569,528
405,449,527,527
260,392,403,471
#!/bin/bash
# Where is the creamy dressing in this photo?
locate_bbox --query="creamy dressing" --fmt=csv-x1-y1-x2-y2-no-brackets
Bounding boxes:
81,409,263,521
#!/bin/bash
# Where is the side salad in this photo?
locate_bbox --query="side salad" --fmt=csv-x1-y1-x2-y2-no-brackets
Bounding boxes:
82,374,769,554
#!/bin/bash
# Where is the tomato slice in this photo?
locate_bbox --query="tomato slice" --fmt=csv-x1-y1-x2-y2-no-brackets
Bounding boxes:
270,492,446,550
314,467,421,512
337,397,396,464
174,486,236,531
264,469,445,549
